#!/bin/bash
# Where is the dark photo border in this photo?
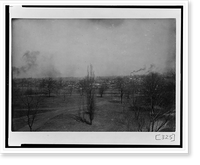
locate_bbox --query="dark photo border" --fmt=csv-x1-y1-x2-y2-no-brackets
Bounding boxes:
5,5,183,149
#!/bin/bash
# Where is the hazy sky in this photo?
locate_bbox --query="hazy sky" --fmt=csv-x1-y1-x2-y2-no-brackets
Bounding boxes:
12,19,176,78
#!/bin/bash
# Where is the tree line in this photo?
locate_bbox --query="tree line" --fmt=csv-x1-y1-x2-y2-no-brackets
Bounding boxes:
12,66,175,131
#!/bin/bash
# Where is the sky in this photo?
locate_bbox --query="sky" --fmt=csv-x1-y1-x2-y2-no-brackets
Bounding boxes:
12,19,176,78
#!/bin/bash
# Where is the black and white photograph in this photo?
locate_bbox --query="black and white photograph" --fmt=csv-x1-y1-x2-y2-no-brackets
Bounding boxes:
2,2,188,152
12,18,176,132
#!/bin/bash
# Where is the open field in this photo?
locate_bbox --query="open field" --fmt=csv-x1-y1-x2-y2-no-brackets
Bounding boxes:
12,94,127,131
12,72,175,132
12,90,175,132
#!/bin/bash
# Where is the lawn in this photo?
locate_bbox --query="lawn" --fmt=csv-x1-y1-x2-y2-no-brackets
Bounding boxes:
12,92,132,131
36,97,127,131
12,91,175,132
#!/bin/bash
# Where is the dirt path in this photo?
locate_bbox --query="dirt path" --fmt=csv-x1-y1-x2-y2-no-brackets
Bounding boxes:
16,101,107,131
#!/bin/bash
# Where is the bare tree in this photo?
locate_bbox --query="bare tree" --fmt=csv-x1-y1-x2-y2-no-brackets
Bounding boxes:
56,78,64,96
78,79,86,96
118,76,146,131
116,77,125,103
40,77,56,97
74,65,96,125
12,79,21,130
85,65,96,125
98,82,108,97
127,76,145,131
119,71,175,132
20,87,43,131
142,72,175,132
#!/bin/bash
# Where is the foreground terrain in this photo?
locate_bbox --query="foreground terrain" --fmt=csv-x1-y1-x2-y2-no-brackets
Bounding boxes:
12,93,175,132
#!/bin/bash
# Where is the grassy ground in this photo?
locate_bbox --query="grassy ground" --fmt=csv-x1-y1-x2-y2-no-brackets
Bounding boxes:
12,92,175,132
36,97,127,131
13,109,54,118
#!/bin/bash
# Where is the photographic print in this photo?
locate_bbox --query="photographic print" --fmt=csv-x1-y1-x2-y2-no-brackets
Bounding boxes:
3,2,188,152
12,18,176,132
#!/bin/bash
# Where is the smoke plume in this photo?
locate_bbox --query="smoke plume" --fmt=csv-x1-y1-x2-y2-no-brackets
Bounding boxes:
12,51,61,78
12,51,39,77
